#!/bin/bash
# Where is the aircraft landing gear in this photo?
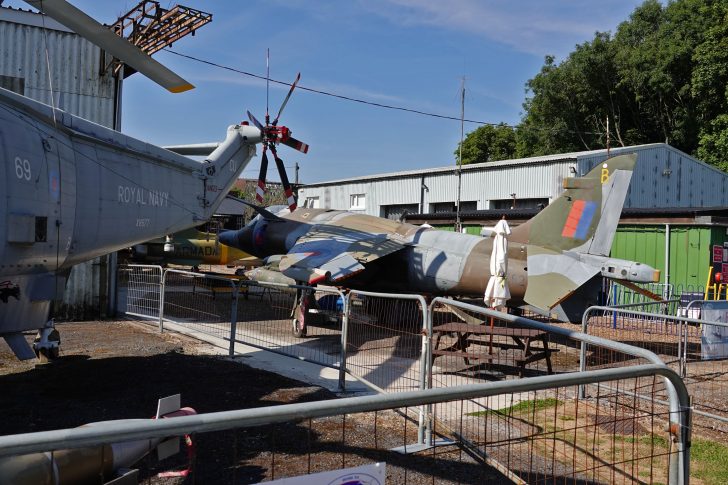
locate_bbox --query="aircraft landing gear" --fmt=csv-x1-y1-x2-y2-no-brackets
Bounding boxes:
34,319,60,361
292,289,312,338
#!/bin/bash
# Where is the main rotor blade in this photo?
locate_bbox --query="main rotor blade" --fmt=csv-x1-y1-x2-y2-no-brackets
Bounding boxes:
270,145,296,211
256,148,269,203
226,196,284,222
273,72,301,126
25,0,193,93
247,110,265,131
282,135,309,154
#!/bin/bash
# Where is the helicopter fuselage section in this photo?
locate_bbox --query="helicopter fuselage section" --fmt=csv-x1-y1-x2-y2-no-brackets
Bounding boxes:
0,87,261,357
1,88,259,279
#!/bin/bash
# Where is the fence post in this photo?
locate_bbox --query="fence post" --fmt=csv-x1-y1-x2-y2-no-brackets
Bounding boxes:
421,298,434,446
229,281,239,357
158,269,166,333
417,296,429,446
338,292,350,392
578,308,592,399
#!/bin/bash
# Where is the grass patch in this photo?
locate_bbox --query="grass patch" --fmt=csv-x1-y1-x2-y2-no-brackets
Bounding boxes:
467,398,560,417
691,438,728,485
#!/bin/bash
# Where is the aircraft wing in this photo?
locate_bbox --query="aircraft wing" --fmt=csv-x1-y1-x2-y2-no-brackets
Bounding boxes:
278,229,406,283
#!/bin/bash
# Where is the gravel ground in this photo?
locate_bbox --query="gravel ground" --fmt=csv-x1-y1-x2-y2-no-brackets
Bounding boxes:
0,321,510,484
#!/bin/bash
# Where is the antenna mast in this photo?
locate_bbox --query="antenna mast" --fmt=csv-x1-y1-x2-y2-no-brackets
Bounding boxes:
455,77,465,232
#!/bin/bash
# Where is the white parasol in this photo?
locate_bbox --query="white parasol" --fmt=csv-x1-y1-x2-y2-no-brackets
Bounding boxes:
484,218,511,309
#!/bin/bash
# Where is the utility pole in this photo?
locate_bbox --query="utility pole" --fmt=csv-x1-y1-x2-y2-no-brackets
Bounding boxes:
295,162,299,185
455,77,465,233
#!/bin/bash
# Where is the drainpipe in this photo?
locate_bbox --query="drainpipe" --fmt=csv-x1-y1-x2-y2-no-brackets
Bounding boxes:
664,224,670,292
419,175,426,214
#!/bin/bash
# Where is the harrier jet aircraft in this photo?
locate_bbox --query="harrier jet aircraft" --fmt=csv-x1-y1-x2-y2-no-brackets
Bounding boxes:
1,0,307,359
220,154,660,325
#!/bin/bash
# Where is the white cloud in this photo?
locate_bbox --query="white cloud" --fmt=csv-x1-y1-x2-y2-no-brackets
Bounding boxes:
357,0,638,58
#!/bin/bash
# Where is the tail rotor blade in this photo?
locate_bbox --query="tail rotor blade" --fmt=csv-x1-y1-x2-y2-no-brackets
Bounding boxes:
256,148,269,203
282,135,309,154
273,72,301,126
270,145,297,211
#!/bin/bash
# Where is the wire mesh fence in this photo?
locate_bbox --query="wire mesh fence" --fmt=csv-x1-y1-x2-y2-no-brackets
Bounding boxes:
231,281,345,369
161,269,237,341
583,305,728,429
117,266,695,482
342,291,427,393
0,364,688,485
121,264,162,320
430,377,678,484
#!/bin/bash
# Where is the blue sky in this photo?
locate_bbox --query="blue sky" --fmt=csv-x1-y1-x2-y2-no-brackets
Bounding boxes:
9,0,647,183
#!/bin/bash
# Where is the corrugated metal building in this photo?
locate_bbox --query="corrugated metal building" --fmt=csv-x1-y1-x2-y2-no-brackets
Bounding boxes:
1,6,120,318
0,7,118,126
298,143,728,218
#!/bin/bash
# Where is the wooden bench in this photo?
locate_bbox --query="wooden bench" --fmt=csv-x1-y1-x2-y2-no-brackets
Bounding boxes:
430,321,557,376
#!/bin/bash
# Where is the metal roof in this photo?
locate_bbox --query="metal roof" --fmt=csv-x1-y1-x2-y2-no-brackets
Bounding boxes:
303,143,667,187
0,5,71,32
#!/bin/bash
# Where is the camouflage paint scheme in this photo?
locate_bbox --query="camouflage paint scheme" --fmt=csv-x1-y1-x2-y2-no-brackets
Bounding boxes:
220,154,660,320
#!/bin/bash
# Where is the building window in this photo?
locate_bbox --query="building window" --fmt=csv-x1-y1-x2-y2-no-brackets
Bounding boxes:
382,204,419,221
429,201,477,213
0,75,24,95
350,194,366,210
490,197,549,210
459,201,478,212
304,197,320,208
430,202,455,213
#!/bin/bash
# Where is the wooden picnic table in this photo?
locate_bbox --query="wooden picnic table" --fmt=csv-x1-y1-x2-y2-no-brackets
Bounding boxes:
430,321,556,376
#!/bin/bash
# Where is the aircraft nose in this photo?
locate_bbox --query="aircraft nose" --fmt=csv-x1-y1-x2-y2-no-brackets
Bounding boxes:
218,230,238,248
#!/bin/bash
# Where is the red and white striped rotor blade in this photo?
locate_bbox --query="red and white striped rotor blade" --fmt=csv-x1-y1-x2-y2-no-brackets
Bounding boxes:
255,148,269,203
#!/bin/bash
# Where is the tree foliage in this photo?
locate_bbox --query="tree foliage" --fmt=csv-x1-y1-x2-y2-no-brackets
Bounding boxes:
455,123,517,165
460,0,728,170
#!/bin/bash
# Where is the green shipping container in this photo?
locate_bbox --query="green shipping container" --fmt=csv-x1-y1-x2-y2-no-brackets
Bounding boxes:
610,225,728,292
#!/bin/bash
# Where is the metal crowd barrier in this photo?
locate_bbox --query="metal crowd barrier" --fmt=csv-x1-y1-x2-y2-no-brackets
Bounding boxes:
341,290,428,394
582,305,728,426
230,280,346,370
427,298,689,484
0,364,689,485
118,266,693,483
121,264,163,320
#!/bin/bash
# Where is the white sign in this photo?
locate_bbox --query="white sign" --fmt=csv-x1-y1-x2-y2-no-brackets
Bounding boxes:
701,302,728,360
257,462,385,485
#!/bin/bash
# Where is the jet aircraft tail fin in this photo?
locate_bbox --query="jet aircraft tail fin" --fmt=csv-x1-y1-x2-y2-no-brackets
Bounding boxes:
511,153,636,256
512,153,637,313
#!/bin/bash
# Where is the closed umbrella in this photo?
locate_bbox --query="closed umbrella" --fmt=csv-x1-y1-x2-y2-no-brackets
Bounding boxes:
484,218,511,309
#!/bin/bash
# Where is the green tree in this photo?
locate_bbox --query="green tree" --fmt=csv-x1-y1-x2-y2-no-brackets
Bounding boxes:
515,0,728,170
455,123,517,165
693,2,728,169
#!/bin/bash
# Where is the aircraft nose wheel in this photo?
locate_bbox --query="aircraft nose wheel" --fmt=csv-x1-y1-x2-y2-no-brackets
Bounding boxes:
292,290,310,337
34,320,60,361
